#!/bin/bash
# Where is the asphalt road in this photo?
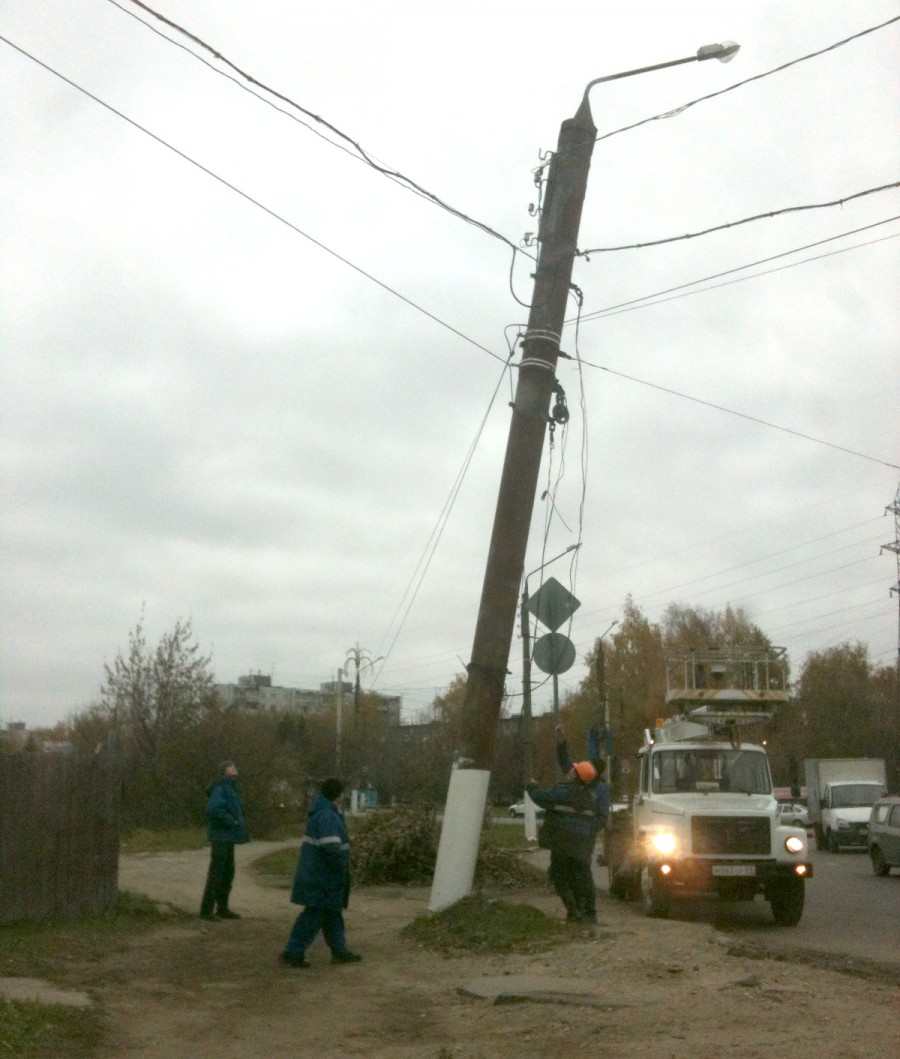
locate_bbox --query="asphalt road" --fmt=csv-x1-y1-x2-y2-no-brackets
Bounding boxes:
611,845,900,967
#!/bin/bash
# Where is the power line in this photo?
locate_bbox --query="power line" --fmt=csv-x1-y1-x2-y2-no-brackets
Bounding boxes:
7,29,895,533
114,0,527,256
766,597,887,637
0,34,508,366
378,506,894,691
371,355,515,685
574,216,900,323
626,533,887,607
581,232,900,319
578,182,900,254
561,354,900,471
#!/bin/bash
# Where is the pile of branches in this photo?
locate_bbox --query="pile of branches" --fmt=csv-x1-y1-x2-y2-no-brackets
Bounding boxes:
351,807,546,891
351,807,439,885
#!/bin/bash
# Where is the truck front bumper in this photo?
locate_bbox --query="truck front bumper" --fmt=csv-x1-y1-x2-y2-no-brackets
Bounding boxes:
651,857,812,895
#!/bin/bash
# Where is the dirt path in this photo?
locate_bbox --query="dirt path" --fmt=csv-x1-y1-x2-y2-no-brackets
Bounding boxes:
94,843,898,1057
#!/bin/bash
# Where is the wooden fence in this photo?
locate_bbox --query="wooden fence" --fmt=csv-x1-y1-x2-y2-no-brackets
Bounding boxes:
0,746,122,923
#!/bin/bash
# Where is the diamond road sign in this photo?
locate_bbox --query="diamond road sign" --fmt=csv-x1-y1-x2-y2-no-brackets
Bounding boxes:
526,576,580,632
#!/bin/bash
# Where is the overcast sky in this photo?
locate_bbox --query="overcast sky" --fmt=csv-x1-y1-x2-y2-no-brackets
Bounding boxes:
2,0,898,732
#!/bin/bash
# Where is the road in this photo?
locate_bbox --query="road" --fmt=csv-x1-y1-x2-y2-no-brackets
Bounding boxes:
613,846,900,967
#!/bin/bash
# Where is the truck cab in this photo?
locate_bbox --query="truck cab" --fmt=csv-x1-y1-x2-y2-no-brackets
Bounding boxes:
820,782,887,851
609,648,813,925
805,758,888,852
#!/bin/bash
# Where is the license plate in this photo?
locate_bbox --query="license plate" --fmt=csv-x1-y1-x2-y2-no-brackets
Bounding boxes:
712,864,756,877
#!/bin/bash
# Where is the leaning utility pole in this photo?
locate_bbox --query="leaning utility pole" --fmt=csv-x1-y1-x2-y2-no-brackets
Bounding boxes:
429,99,598,913
428,43,740,913
457,110,598,770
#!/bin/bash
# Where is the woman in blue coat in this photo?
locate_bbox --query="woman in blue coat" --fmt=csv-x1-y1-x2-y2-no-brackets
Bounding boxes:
280,778,361,968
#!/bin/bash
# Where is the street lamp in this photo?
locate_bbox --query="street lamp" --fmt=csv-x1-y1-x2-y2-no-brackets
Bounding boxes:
576,40,739,122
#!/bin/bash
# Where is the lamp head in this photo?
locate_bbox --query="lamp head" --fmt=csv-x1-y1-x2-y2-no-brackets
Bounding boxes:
696,41,740,63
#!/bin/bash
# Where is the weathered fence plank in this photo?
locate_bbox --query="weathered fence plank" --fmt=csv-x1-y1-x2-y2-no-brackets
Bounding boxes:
0,747,121,923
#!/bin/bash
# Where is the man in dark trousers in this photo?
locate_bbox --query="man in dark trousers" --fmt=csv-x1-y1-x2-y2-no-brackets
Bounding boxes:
554,724,610,921
280,778,361,968
200,760,249,920
528,757,600,922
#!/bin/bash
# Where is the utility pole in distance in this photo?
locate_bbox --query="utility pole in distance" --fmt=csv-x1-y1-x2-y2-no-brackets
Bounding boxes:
429,42,740,913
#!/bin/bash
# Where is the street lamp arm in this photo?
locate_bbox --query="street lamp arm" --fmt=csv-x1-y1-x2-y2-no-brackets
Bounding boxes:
524,542,582,596
575,41,739,123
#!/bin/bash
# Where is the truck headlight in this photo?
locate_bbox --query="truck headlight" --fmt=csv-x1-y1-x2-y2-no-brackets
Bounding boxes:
785,835,804,854
649,831,678,856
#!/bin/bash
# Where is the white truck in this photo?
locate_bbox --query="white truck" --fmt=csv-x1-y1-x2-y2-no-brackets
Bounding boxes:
805,758,887,853
608,648,812,925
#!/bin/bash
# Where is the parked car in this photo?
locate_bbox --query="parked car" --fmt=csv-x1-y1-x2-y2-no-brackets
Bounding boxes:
867,795,900,876
777,801,810,828
508,800,544,818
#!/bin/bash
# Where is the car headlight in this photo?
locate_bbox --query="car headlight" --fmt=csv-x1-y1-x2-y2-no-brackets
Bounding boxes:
785,835,804,854
649,831,678,856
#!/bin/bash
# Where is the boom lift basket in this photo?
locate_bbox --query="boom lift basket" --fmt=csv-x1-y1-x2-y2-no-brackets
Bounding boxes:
661,647,789,743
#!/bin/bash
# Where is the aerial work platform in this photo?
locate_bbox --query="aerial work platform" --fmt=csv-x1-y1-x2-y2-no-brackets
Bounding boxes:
660,647,789,742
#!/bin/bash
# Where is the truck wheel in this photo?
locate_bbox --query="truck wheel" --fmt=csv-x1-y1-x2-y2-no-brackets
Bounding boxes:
640,866,671,918
870,846,890,877
770,877,804,926
826,830,841,854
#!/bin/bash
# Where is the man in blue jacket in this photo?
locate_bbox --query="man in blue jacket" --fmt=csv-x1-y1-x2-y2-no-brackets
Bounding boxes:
200,760,249,920
528,758,600,923
556,724,611,829
554,725,610,921
280,778,361,968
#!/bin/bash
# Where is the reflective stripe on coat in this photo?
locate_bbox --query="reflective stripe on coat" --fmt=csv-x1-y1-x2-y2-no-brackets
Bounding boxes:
290,792,351,910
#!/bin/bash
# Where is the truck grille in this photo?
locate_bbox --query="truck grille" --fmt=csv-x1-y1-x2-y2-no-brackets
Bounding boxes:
691,816,770,855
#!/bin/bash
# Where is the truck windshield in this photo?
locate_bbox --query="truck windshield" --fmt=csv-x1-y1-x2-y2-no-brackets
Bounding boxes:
651,748,771,795
830,784,886,808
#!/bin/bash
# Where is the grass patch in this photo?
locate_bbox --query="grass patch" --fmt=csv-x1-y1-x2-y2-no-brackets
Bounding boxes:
401,894,564,953
0,892,187,979
0,892,183,1057
0,999,104,1058
252,846,297,886
120,820,303,855
119,827,207,854
483,820,538,851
